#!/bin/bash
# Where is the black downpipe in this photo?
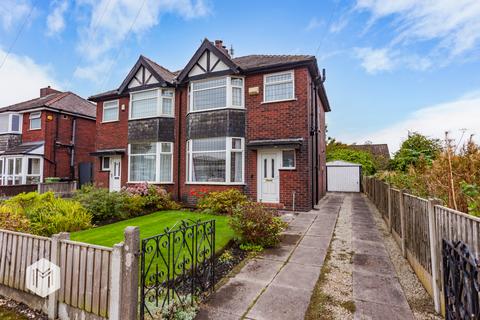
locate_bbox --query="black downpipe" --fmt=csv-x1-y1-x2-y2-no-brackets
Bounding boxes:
310,80,315,207
314,82,319,202
54,113,59,176
70,117,77,180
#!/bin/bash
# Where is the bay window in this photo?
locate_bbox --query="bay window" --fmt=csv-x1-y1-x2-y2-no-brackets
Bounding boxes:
0,156,42,185
190,76,244,112
187,137,244,184
26,158,41,184
130,89,174,119
264,71,294,102
128,142,173,183
0,113,21,133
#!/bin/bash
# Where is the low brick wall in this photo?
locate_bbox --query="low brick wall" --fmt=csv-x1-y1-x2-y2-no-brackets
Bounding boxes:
0,184,38,197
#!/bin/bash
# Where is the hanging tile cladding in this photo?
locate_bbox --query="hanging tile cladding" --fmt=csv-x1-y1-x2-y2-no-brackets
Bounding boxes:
128,117,175,143
0,134,21,152
186,109,245,140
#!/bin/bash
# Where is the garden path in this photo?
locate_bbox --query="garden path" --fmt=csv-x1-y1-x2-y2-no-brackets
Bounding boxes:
196,194,341,320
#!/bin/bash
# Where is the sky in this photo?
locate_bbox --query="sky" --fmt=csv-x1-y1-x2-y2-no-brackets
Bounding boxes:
0,0,479,153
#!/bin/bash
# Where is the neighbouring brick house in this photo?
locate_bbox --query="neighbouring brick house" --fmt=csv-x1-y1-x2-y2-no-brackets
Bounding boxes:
0,87,96,186
89,39,330,211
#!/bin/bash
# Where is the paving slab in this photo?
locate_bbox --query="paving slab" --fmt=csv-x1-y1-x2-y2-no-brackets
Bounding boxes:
306,224,335,237
289,245,327,266
299,235,331,249
352,239,389,257
234,259,284,285
279,233,301,246
354,300,415,320
271,262,320,291
196,307,241,320
204,278,265,316
246,285,312,320
259,245,295,262
353,253,396,276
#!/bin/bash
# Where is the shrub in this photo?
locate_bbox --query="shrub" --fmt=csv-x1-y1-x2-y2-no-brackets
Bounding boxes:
196,189,248,215
1,192,92,236
229,202,287,248
123,183,180,211
73,185,133,223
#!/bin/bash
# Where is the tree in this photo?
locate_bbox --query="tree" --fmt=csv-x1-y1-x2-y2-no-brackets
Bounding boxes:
391,132,442,172
326,139,377,175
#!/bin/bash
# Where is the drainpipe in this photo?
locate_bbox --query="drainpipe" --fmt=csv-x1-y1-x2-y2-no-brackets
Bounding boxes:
54,112,59,176
70,117,77,180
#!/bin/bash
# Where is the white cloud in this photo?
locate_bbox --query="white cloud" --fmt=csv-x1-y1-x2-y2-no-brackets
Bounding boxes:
77,0,211,61
339,91,480,152
354,47,395,73
0,49,59,107
0,0,32,30
46,0,69,36
305,17,323,31
356,0,480,59
73,59,114,82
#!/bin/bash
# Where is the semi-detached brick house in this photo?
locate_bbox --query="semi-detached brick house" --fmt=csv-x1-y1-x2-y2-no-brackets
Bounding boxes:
0,87,96,185
89,39,331,211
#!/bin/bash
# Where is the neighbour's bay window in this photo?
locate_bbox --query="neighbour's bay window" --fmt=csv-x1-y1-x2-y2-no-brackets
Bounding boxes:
187,137,244,183
190,77,244,112
128,142,173,183
130,89,174,119
0,113,21,133
0,156,43,185
264,70,295,102
26,158,41,184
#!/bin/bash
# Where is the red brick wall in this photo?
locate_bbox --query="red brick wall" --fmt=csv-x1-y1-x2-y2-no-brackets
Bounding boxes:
245,67,312,210
22,111,96,180
93,98,129,189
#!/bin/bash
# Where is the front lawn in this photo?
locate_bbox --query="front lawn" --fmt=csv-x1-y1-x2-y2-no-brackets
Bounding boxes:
71,210,235,252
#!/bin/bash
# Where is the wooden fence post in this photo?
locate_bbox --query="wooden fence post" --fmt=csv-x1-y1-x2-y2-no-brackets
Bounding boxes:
428,198,442,313
109,243,124,320
387,184,392,233
399,189,407,257
121,227,140,320
48,232,69,320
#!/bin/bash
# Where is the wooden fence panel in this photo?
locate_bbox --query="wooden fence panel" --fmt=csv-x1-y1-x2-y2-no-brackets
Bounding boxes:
58,239,112,318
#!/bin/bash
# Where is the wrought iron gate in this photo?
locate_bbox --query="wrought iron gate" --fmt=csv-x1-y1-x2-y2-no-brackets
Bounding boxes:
140,219,215,319
442,240,480,319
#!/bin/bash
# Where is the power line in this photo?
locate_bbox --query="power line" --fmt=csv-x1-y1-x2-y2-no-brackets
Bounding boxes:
0,0,37,70
314,0,340,57
99,0,148,91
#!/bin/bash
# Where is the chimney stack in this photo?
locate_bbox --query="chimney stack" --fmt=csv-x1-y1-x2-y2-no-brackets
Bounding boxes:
214,39,230,57
40,86,61,97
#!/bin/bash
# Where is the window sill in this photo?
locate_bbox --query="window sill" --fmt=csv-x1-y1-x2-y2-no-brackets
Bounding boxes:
187,106,245,115
127,181,174,184
279,167,296,171
261,98,297,105
29,128,41,131
128,115,175,121
185,182,245,186
101,120,119,124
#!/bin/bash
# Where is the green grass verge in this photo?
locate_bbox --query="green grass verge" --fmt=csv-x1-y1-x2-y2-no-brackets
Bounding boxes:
71,210,235,251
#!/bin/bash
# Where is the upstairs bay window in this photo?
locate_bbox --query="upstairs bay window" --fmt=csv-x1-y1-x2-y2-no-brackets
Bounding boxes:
264,71,294,102
187,137,244,184
128,142,173,183
130,89,174,120
190,77,244,112
0,113,21,134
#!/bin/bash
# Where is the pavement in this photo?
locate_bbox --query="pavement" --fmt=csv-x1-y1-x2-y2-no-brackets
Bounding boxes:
351,194,414,320
196,194,342,320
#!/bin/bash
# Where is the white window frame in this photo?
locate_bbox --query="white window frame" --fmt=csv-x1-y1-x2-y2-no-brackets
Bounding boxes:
186,137,245,185
29,112,41,130
0,156,43,185
101,156,111,171
189,76,245,113
280,149,296,170
263,70,295,103
127,142,173,184
102,100,119,123
129,88,175,120
0,113,22,134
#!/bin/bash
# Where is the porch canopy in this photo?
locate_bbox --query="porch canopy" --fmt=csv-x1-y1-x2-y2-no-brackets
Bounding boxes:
247,138,303,150
90,149,126,157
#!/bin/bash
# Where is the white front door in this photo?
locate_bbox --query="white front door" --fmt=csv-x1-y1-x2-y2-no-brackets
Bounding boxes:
258,151,280,203
109,156,121,192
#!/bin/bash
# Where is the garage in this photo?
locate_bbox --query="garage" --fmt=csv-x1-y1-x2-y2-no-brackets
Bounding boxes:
326,161,362,192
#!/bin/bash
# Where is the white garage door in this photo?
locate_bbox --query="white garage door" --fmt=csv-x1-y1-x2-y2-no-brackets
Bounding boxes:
327,166,360,192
